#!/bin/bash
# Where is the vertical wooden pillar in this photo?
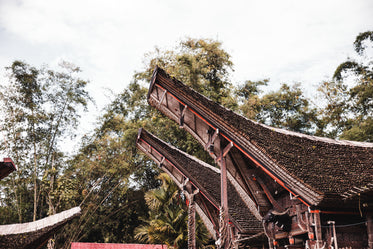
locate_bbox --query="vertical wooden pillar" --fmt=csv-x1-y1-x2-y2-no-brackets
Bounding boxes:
188,195,196,249
219,152,229,249
217,142,233,249
313,211,323,249
221,155,229,224
367,214,373,249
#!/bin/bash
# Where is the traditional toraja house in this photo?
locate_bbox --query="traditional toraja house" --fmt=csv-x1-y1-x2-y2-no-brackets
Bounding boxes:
136,128,266,248
0,159,81,249
0,158,16,180
143,66,373,249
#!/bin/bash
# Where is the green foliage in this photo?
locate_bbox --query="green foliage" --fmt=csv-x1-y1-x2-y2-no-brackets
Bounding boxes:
236,81,318,134
56,112,152,247
1,31,371,248
135,38,236,109
318,30,373,141
353,31,373,55
0,60,91,248
135,173,209,248
62,38,232,247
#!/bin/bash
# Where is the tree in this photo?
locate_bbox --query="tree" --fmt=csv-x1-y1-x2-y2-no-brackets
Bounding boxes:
62,38,234,248
57,120,150,248
135,173,209,248
135,38,237,108
318,31,373,141
236,81,318,134
0,60,91,243
0,61,43,222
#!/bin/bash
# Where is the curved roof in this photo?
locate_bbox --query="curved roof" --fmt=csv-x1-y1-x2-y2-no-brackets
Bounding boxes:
148,67,373,207
0,207,81,249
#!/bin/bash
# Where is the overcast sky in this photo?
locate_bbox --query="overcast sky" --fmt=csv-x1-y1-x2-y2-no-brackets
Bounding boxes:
0,0,372,143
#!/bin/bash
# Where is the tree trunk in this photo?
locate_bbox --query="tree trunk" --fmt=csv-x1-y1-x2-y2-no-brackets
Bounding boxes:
32,111,38,222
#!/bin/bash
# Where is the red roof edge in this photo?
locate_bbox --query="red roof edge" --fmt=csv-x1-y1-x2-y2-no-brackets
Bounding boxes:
0,157,16,180
71,242,167,249
3,157,16,169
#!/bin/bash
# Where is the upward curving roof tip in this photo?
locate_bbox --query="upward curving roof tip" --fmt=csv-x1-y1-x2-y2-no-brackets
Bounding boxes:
152,66,372,148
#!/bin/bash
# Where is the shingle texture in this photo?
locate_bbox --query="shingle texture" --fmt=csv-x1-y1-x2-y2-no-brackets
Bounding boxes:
138,129,262,233
149,67,373,205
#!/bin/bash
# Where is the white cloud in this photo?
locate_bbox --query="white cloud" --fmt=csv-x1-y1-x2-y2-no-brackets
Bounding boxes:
0,0,372,115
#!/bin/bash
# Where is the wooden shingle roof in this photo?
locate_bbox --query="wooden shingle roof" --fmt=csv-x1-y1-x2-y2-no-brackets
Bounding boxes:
148,67,373,208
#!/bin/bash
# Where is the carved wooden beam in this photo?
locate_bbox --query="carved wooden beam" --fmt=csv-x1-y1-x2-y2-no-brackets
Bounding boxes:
205,128,219,154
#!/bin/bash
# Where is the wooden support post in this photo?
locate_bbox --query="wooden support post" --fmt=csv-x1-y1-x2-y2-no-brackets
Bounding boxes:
221,151,229,225
268,238,274,249
367,214,373,249
188,190,199,249
327,221,338,249
313,211,323,249
220,150,229,249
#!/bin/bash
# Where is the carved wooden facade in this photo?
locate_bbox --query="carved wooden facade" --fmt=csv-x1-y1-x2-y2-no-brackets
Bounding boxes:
143,66,373,249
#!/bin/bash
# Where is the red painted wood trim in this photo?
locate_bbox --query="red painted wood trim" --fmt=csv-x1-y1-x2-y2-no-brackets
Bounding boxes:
309,209,361,215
